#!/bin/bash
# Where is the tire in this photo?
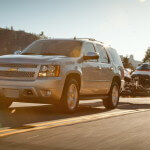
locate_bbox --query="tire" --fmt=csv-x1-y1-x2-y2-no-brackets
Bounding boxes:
103,82,120,109
0,100,12,109
59,78,79,113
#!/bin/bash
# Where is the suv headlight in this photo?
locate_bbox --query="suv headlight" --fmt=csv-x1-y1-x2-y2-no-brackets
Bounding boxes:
38,65,60,77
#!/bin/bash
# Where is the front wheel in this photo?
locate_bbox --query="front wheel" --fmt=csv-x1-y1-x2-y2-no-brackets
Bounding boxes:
59,78,79,113
103,82,120,109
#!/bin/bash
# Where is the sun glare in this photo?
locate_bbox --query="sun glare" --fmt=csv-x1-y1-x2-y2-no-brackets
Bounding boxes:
139,0,147,3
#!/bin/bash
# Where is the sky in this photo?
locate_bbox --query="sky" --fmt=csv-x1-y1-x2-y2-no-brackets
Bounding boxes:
0,0,150,61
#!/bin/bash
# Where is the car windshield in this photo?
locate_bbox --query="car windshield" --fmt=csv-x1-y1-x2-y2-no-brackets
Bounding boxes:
136,64,150,70
22,40,82,57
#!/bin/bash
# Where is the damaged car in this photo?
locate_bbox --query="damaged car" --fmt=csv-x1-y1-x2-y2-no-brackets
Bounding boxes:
121,68,132,95
131,63,150,95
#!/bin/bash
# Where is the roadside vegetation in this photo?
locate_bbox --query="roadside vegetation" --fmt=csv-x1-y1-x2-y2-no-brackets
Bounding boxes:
122,56,134,70
0,27,47,55
143,48,150,63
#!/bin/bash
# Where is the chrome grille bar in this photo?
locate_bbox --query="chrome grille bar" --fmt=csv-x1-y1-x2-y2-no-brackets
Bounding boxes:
0,63,39,80
0,64,37,68
0,71,35,78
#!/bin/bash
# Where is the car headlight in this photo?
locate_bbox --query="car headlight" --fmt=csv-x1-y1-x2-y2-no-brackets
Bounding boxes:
38,65,60,77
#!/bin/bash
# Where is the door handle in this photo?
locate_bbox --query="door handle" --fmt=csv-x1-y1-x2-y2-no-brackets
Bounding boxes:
110,67,114,71
96,66,102,70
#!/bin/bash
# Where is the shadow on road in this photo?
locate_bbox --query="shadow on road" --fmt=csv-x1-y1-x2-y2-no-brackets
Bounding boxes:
0,100,150,129
0,101,107,129
118,102,150,110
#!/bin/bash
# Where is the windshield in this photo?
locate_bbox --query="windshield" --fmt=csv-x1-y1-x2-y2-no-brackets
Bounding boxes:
137,64,150,70
22,40,82,57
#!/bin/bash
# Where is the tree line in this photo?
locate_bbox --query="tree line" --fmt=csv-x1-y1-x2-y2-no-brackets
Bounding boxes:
0,27,40,55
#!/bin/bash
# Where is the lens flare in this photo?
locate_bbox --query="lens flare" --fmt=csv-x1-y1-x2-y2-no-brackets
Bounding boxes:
139,0,147,3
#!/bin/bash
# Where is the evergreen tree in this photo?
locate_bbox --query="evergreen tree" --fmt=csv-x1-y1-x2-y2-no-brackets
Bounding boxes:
122,56,134,69
143,48,150,62
39,31,48,39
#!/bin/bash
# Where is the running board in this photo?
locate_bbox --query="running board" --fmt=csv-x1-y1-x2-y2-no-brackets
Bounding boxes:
79,95,109,100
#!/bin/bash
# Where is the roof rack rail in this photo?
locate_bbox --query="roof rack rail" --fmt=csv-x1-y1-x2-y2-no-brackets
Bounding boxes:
97,40,104,44
73,37,105,44
74,37,96,41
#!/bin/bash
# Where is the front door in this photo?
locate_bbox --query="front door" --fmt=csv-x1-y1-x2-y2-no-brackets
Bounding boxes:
81,42,101,95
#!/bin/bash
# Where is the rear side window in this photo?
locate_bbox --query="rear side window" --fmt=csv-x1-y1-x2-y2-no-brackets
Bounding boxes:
137,64,150,70
96,44,109,63
106,47,123,67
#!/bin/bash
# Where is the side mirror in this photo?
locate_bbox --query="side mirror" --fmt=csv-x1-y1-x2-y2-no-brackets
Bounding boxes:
14,50,22,55
83,52,99,60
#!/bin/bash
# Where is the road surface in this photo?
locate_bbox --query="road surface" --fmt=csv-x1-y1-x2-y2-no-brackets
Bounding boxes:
0,97,150,150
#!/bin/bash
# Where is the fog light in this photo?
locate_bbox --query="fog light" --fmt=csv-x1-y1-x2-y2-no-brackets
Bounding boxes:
23,89,33,96
40,90,51,97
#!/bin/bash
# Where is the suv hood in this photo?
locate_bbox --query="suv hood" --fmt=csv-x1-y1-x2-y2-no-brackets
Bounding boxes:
0,55,69,64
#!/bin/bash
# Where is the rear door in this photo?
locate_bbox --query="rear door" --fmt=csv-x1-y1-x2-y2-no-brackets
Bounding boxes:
95,44,114,94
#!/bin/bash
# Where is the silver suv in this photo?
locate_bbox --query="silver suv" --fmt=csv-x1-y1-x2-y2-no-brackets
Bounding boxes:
0,38,124,113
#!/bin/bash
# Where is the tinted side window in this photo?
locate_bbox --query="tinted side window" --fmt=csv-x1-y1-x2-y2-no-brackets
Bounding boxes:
83,43,97,62
107,47,123,67
96,44,109,63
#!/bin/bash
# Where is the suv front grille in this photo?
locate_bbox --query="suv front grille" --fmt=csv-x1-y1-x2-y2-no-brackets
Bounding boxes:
0,63,38,80
0,64,37,68
0,71,35,78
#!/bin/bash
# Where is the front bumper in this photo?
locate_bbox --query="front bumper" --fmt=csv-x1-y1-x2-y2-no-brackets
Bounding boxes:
0,77,64,104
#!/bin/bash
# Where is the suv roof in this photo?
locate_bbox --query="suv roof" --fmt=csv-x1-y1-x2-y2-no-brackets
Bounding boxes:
46,38,106,45
73,38,108,46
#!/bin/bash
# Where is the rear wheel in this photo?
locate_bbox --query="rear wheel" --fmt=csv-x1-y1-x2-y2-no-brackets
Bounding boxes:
103,82,120,109
0,100,12,109
59,78,79,113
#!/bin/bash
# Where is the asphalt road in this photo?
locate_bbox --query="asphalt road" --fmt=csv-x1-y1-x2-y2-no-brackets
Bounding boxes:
0,97,150,150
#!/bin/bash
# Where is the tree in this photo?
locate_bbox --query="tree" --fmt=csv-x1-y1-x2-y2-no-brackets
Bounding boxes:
39,31,48,39
122,56,134,70
11,26,13,31
143,48,150,62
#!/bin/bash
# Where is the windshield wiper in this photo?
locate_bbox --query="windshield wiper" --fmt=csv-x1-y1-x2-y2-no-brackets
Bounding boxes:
41,53,63,56
21,53,36,55
22,52,65,56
